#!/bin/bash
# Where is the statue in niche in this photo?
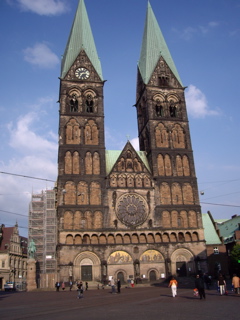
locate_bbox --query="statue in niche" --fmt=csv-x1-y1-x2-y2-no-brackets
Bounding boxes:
155,99,163,117
70,93,78,112
85,94,94,113
169,100,177,117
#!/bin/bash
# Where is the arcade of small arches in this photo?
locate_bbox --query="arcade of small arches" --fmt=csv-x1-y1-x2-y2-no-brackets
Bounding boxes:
66,88,99,114
159,181,195,205
155,122,186,149
64,118,99,145
64,150,100,175
64,230,200,245
61,180,101,205
153,93,182,119
157,153,191,177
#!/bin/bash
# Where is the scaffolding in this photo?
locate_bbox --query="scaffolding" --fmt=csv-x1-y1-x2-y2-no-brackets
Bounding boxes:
28,189,57,280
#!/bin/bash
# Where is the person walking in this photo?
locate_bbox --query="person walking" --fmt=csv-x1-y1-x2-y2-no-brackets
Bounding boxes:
110,278,116,294
69,281,73,291
168,276,178,297
218,273,226,295
61,282,65,291
232,274,239,294
55,282,60,292
117,279,121,294
85,282,88,291
77,281,84,299
195,274,206,299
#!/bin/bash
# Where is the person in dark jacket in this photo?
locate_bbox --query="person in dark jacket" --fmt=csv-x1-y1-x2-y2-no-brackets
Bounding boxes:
195,274,206,299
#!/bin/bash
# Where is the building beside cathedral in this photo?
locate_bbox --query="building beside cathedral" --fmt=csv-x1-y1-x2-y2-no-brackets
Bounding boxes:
56,0,207,284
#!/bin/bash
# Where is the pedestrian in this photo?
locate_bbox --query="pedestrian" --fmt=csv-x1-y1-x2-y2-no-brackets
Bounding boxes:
110,278,116,294
195,274,206,299
131,279,134,288
203,273,211,290
168,276,178,297
55,282,60,292
61,282,65,291
69,281,73,291
232,274,239,294
85,281,88,291
217,273,226,295
117,279,121,294
77,281,84,299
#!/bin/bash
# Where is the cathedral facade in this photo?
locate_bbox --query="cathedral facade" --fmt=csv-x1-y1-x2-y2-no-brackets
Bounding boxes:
56,0,207,284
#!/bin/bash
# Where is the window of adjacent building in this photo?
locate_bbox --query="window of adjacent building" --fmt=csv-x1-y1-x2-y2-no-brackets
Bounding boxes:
2,260,5,268
213,247,219,254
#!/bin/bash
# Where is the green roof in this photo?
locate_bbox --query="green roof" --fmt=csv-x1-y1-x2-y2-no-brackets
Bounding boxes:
138,1,182,85
202,213,222,245
61,0,103,80
105,150,151,175
216,215,240,241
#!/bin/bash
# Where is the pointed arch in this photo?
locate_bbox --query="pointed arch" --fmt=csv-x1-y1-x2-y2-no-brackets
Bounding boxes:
64,211,73,229
189,210,197,228
66,118,81,144
90,182,101,205
73,211,82,229
157,154,165,176
64,181,76,205
172,124,185,148
162,210,171,228
73,151,80,174
155,123,169,148
182,155,190,176
160,182,171,204
85,211,92,229
65,151,72,174
85,151,93,174
77,181,89,205
93,152,100,174
183,183,194,205
93,211,103,229
171,210,178,228
165,154,172,176
84,120,99,145
176,155,183,176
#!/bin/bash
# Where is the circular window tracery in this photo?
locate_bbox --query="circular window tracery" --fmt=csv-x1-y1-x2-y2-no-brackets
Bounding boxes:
116,193,148,227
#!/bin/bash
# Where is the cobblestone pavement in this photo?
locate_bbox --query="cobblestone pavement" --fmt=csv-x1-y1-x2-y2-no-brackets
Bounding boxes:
1,285,239,320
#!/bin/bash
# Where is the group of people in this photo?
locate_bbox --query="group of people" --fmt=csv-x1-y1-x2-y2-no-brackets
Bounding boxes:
109,278,121,294
169,273,240,299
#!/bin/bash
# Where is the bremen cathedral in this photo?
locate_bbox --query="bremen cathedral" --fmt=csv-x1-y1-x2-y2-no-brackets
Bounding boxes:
56,0,207,284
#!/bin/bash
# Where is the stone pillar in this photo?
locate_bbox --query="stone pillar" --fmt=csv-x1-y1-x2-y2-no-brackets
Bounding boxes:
27,258,37,291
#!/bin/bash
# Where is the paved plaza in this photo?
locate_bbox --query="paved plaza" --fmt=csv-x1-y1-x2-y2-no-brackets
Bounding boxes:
1,284,239,320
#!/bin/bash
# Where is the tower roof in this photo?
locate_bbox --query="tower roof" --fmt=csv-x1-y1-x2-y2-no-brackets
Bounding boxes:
138,1,182,85
61,0,103,80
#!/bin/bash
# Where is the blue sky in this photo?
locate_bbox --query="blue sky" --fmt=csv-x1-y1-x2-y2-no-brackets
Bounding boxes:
0,0,240,237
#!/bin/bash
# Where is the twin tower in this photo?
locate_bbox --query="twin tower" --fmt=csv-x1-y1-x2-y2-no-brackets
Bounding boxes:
56,0,207,284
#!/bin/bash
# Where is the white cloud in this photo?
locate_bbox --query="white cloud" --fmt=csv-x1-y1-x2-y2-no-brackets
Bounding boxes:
130,137,139,151
16,0,69,16
185,85,220,118
176,21,220,40
23,43,60,69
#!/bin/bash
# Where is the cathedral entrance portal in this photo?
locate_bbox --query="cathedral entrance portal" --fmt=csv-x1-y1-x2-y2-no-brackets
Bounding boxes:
149,270,157,281
117,272,125,284
81,265,92,281
176,262,187,277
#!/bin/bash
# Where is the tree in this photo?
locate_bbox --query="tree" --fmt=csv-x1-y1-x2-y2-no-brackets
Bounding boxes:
230,244,240,274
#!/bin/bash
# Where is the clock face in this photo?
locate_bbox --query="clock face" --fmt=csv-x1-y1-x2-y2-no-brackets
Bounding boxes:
75,67,90,80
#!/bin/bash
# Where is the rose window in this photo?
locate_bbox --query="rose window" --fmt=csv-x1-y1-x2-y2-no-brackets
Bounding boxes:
116,193,148,227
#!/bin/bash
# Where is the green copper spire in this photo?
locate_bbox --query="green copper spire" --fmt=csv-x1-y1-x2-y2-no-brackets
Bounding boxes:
138,1,182,85
61,0,103,80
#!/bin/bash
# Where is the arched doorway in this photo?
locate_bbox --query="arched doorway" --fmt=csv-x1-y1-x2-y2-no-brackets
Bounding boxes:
117,271,125,284
74,251,101,282
149,270,157,281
